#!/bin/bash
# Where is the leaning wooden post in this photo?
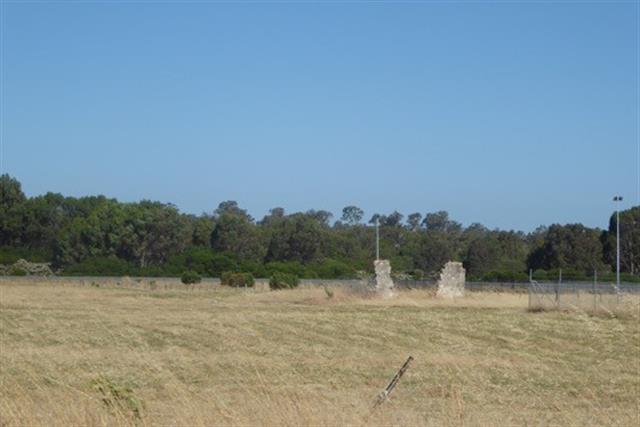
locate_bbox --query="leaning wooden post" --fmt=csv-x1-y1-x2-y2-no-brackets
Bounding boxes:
373,356,414,408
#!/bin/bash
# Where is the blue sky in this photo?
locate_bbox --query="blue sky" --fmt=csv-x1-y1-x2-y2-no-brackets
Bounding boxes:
1,1,638,231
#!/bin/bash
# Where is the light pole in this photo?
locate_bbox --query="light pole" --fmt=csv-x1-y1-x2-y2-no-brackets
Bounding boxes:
613,196,623,287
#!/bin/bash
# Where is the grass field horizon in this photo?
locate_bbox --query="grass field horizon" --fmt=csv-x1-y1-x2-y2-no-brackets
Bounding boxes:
1,281,638,426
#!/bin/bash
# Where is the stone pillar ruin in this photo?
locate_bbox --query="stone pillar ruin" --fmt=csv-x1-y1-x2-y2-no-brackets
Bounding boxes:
374,259,395,298
436,261,465,298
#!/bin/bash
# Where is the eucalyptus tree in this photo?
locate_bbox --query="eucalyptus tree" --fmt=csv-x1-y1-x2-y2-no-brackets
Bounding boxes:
341,205,364,225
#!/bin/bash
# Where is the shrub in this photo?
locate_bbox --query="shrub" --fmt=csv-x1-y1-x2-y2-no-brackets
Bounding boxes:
208,253,239,277
482,270,529,282
138,265,164,277
0,246,50,264
411,269,425,280
9,267,27,276
265,261,308,278
618,273,640,284
181,270,201,285
237,260,268,278
269,272,299,290
163,248,238,277
63,256,134,276
221,272,255,287
311,258,356,279
532,269,549,281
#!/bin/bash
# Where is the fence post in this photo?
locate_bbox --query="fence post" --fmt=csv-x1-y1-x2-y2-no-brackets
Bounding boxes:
593,271,597,312
553,269,562,308
373,356,414,409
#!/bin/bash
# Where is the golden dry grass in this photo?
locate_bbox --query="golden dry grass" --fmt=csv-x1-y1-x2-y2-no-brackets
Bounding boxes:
1,280,639,426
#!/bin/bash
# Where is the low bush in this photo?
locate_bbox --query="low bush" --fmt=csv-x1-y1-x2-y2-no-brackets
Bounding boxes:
532,269,549,281
482,270,529,282
310,258,356,279
618,273,640,283
181,270,201,285
265,261,308,278
0,246,51,264
269,272,299,290
411,269,425,280
63,256,134,276
237,260,268,278
9,267,27,276
221,272,255,287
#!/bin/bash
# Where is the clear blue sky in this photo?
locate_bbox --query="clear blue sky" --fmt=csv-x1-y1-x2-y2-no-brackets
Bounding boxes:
1,1,638,231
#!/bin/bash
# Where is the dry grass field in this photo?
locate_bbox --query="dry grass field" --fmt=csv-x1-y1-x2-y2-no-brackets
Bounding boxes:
0,280,639,426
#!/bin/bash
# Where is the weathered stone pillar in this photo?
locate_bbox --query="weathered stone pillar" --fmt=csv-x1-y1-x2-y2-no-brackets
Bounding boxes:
436,261,465,298
374,259,395,298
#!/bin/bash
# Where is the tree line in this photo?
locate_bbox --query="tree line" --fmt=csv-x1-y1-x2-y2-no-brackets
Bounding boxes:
1,174,638,282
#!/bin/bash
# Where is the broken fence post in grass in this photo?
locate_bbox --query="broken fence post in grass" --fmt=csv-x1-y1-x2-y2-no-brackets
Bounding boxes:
373,356,414,408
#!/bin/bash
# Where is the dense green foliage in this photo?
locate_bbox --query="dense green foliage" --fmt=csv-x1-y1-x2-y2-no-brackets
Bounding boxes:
181,270,202,285
269,272,300,290
1,174,638,281
221,272,255,287
9,267,27,276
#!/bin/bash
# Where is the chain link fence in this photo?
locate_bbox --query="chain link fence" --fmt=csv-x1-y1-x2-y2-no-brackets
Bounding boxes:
527,280,639,313
2,276,639,303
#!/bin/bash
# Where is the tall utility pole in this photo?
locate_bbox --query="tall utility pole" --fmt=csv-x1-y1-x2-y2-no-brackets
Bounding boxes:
375,217,380,261
613,196,623,287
